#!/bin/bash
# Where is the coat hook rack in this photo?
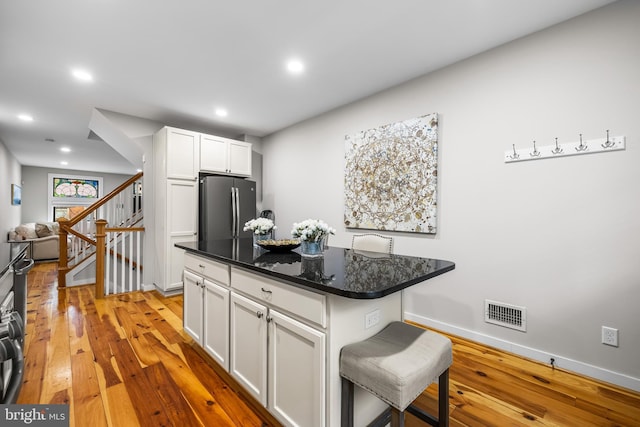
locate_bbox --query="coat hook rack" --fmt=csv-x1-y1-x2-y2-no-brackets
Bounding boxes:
505,130,625,163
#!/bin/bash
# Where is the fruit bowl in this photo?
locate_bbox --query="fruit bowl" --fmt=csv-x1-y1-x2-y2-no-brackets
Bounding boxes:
256,239,301,252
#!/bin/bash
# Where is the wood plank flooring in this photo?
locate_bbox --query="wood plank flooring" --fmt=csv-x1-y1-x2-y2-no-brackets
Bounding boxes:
18,262,640,426
18,262,277,427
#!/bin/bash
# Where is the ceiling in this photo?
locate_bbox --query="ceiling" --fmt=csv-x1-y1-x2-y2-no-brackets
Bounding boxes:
0,0,616,175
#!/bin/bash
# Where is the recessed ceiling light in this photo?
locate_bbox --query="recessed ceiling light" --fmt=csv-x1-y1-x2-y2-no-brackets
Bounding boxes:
215,108,228,117
18,114,34,122
60,147,71,153
72,68,93,82
60,161,68,166
286,59,305,74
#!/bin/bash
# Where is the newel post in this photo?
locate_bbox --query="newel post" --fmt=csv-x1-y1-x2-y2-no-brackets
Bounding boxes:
95,219,107,299
57,218,69,288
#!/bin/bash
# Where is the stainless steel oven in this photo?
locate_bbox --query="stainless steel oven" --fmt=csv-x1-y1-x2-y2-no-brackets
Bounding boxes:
0,242,32,404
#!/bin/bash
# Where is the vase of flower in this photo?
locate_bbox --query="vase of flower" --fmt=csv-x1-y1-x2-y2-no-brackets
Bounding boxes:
300,240,323,257
244,218,276,247
291,219,335,258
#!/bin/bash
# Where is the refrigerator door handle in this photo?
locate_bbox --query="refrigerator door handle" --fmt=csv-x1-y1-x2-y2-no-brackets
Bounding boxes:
235,187,241,236
231,187,237,237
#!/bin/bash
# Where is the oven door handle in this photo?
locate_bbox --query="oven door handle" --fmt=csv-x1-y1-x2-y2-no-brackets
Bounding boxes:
0,337,24,404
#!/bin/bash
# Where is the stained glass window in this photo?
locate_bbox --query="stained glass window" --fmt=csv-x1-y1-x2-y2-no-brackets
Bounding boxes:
53,177,99,198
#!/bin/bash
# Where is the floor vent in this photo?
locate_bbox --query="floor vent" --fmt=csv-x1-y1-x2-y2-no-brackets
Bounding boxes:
484,300,526,332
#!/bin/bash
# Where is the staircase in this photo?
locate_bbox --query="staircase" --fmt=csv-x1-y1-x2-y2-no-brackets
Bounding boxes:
57,172,144,298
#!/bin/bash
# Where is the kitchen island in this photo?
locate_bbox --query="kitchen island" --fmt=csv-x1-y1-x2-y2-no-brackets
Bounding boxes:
176,238,454,427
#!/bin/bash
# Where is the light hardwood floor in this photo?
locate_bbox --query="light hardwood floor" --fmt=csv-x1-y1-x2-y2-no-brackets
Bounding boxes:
18,262,640,426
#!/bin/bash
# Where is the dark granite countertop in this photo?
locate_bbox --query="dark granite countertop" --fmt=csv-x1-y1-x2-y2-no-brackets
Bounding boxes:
176,238,455,299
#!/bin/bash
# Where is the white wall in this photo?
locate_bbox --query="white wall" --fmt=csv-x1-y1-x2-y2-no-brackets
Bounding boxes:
21,166,133,223
1,139,22,237
262,1,640,390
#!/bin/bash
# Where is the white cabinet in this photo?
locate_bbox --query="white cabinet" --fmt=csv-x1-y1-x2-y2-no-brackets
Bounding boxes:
230,292,268,405
164,127,199,180
268,309,325,427
184,254,231,369
183,270,203,342
200,134,252,177
156,179,197,292
230,268,326,427
153,127,199,293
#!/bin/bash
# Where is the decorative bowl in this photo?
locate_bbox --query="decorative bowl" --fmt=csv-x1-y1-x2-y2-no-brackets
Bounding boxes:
256,239,301,252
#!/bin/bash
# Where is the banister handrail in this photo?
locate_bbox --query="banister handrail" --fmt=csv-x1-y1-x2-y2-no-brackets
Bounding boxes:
64,171,143,228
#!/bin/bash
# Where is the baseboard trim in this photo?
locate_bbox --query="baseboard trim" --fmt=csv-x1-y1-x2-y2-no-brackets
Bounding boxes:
67,277,96,287
405,312,640,393
141,283,156,292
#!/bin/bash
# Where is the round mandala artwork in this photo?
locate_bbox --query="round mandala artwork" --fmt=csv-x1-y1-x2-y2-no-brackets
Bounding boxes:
344,114,438,234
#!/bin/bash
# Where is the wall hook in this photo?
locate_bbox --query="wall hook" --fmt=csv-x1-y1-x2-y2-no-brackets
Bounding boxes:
551,137,564,155
529,140,541,157
601,129,616,149
508,144,520,160
575,133,588,152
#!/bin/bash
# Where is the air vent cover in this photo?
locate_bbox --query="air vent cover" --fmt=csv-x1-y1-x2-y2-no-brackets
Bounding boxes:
485,300,526,332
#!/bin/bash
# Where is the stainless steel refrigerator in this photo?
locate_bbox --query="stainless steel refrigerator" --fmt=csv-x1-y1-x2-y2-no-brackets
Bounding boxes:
199,175,257,240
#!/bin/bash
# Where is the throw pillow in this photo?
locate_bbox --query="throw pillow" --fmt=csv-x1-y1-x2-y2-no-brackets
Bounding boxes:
35,223,53,238
16,224,38,239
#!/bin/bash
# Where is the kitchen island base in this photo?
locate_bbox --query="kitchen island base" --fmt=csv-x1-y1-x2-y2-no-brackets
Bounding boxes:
177,240,455,427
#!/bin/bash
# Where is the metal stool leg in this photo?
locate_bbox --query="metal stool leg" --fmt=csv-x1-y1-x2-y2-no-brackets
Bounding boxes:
438,369,449,427
390,408,405,427
341,377,354,427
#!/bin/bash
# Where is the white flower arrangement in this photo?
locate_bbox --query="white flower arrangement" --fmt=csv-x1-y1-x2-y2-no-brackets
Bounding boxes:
243,218,276,235
291,219,336,242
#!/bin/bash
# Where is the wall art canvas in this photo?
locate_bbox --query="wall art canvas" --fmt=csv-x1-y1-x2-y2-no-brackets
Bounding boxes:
11,184,21,205
344,113,438,234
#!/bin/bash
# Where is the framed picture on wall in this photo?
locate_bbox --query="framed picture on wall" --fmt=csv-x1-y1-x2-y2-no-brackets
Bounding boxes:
11,184,21,205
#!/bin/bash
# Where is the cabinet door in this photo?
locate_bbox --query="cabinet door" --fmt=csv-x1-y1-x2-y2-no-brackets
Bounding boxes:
203,279,230,370
228,140,252,177
167,180,197,291
268,310,326,427
167,128,199,180
200,134,229,173
183,270,203,343
230,292,268,405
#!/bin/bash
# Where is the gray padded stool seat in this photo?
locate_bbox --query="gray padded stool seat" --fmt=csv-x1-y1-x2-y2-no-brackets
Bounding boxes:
340,321,452,427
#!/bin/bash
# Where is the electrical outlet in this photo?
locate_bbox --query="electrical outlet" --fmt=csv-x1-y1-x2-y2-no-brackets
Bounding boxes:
602,326,619,347
365,309,380,329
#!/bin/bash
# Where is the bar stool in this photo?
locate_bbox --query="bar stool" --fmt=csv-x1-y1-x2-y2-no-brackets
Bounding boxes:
340,321,452,427
351,233,394,254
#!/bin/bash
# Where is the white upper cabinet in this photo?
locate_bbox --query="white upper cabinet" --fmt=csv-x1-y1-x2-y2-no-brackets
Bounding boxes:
200,134,252,177
165,127,199,180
